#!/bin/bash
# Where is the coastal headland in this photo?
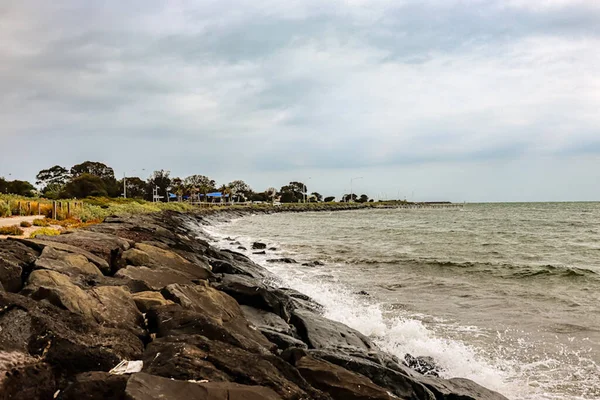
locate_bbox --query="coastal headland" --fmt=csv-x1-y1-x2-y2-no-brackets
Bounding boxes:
0,207,506,400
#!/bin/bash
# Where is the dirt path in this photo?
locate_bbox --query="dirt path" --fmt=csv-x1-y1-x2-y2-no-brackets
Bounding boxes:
0,215,43,228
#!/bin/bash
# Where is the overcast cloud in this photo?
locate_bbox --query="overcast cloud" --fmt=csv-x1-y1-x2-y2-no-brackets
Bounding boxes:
1,0,599,202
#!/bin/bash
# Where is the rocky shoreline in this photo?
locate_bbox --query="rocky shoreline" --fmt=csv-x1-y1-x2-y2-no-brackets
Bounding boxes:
0,210,508,400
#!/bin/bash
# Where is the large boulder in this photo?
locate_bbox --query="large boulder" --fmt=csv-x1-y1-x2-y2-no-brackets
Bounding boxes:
15,238,110,274
162,282,273,351
213,274,303,322
0,240,38,292
143,335,331,400
33,230,131,272
122,242,213,281
291,308,373,353
22,270,144,335
241,305,307,350
34,246,104,278
0,292,143,374
125,372,283,400
305,350,435,400
294,355,397,400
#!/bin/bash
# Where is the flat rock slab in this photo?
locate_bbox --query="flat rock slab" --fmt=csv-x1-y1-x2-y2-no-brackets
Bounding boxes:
116,265,195,291
14,238,110,274
123,242,213,281
126,372,283,400
143,335,330,400
34,229,131,270
296,355,396,400
22,269,144,335
34,246,103,278
60,371,129,400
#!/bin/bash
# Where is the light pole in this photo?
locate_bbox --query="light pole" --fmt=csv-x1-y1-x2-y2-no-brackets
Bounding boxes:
123,169,145,198
350,176,363,203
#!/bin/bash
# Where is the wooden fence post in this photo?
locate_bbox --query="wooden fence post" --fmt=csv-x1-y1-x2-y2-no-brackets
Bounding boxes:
52,201,57,220
67,202,71,218
38,203,41,215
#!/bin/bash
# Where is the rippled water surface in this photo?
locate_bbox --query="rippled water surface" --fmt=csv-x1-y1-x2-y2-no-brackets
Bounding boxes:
208,203,600,399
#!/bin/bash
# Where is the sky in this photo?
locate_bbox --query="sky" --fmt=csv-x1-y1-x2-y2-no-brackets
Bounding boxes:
1,0,599,202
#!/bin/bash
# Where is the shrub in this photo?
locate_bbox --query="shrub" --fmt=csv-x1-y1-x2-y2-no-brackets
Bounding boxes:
0,201,10,217
29,227,61,238
0,225,25,236
20,221,32,227
32,218,50,227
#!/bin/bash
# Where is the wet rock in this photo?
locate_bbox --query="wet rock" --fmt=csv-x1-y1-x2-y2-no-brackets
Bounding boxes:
237,246,247,250
404,353,440,377
161,282,273,351
356,290,370,296
60,371,129,400
115,265,194,291
16,238,110,275
0,240,38,292
125,372,283,400
268,247,277,251
122,242,213,281
34,246,104,278
304,350,435,400
132,291,174,313
302,261,325,267
214,274,294,321
0,292,144,374
33,230,131,272
252,242,267,250
418,376,509,400
253,250,266,255
147,304,270,353
291,309,373,353
142,339,231,382
241,305,307,350
294,355,397,400
266,258,297,264
143,335,330,400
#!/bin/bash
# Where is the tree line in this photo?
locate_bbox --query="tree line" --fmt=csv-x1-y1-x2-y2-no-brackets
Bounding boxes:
1,161,372,203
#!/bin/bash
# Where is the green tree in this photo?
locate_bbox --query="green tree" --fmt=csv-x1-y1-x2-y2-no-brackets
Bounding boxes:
61,174,108,198
122,177,147,199
7,180,36,197
324,196,335,202
184,175,216,196
147,170,171,202
70,161,119,197
36,165,70,195
227,180,252,201
310,192,322,202
357,194,370,203
280,181,306,203
341,193,358,202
